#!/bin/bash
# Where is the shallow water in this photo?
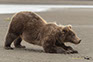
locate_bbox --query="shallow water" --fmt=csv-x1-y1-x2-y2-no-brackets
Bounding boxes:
1,4,93,14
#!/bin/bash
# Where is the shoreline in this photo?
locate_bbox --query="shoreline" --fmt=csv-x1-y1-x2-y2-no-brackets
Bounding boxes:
1,4,93,14
0,1,93,5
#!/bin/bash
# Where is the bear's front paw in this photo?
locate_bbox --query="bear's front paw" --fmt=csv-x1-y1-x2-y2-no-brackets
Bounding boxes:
66,46,73,50
66,49,78,54
70,50,78,54
66,46,78,54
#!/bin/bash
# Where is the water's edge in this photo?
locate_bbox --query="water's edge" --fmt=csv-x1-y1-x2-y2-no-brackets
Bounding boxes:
1,4,93,14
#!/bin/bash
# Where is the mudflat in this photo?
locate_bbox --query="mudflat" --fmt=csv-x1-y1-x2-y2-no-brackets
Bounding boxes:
0,8,93,62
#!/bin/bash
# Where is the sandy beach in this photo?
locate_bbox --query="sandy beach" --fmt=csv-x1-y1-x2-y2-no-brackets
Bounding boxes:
0,0,93,5
0,8,93,62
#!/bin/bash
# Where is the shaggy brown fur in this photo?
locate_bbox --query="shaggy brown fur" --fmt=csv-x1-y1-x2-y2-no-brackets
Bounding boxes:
4,11,81,54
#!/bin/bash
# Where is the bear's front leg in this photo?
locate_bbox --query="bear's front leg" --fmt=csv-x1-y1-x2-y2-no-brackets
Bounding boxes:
43,39,67,53
66,46,78,54
55,41,78,54
62,45,78,54
43,45,68,54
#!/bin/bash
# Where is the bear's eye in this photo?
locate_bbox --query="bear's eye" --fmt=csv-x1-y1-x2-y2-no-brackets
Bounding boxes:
72,34,75,36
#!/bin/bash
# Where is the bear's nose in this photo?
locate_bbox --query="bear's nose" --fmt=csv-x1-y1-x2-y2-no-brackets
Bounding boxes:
79,40,81,43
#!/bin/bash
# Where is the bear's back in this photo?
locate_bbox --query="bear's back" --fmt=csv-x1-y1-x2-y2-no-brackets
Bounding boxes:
12,11,46,27
23,11,46,30
9,11,46,34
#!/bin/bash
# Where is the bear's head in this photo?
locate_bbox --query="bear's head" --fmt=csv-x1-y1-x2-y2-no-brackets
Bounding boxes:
57,25,81,44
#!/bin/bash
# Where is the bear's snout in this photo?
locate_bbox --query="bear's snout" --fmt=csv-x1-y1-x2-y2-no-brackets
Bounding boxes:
78,39,81,44
74,39,81,44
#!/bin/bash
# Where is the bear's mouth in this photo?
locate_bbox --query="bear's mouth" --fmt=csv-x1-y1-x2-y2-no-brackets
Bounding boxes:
70,40,80,44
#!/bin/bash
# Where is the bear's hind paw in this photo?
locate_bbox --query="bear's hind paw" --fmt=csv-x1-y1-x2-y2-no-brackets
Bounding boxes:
4,47,14,50
15,45,26,48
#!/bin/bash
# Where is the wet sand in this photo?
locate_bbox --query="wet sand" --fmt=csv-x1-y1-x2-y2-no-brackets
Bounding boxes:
0,0,93,5
0,8,93,62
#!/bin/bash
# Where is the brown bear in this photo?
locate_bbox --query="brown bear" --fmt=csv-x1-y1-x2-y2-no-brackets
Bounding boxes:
4,11,81,54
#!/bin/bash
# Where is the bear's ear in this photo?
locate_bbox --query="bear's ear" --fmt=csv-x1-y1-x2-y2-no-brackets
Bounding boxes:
62,26,70,33
67,25,72,29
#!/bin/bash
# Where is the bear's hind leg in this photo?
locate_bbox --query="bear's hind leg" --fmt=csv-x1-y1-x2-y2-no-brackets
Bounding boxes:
14,36,25,48
4,33,18,50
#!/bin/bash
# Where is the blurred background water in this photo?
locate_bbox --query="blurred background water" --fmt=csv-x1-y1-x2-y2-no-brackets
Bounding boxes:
1,4,93,14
